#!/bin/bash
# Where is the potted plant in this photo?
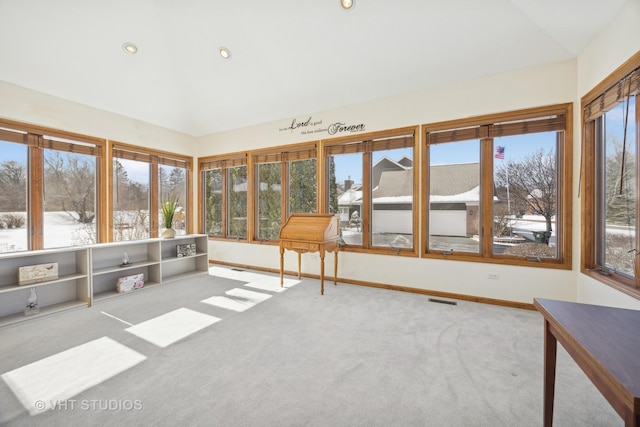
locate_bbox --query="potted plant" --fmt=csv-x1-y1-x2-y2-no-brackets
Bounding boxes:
161,197,179,239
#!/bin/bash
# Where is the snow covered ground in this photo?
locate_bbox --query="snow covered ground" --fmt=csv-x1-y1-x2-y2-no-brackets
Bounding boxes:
0,212,92,253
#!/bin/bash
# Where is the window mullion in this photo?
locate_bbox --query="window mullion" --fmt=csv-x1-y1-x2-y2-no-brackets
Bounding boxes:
150,162,159,237
362,151,372,248
480,138,494,257
28,143,44,250
221,168,228,237
281,162,288,223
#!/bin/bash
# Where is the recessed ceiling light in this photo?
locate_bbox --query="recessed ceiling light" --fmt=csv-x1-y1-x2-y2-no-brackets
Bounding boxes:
122,42,138,55
341,0,354,10
219,47,231,59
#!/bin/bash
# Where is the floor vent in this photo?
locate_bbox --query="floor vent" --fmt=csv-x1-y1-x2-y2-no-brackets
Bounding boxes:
428,298,457,306
231,268,245,272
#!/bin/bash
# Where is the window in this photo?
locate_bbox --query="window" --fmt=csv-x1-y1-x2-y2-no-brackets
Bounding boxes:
111,142,192,241
159,164,188,236
0,132,28,252
325,127,417,254
0,119,105,252
113,157,150,240
582,52,640,296
256,162,281,241
199,153,248,240
423,105,572,268
429,139,480,254
288,157,317,214
252,144,317,242
43,138,98,248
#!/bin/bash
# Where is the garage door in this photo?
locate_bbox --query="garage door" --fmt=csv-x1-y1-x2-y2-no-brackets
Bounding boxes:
429,210,466,236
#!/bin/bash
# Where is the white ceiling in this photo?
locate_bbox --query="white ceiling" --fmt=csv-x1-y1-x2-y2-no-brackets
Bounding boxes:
0,0,627,137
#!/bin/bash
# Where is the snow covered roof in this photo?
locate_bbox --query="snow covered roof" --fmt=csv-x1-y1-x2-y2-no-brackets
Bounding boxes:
429,163,479,196
429,186,480,203
338,188,362,204
372,169,413,198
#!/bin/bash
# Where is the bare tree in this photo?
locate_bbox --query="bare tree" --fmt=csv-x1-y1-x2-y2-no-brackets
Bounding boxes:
604,136,635,225
494,148,556,234
0,160,27,211
44,151,96,223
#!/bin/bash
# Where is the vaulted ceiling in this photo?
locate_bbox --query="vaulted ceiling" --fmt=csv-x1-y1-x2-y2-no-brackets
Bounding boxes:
0,0,627,137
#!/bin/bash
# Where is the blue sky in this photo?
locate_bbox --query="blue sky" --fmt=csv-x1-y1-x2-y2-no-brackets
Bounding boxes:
333,132,559,184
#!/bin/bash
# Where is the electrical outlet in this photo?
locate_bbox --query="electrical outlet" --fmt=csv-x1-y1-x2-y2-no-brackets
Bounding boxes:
487,273,499,280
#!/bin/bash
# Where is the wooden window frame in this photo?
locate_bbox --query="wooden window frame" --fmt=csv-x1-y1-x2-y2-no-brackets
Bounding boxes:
198,151,248,241
323,126,419,257
581,51,640,300
109,141,193,241
0,118,106,250
250,142,319,244
422,104,573,269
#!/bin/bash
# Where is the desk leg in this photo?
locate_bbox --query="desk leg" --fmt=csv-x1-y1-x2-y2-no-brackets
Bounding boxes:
543,319,557,427
297,252,301,279
320,251,325,295
280,245,284,287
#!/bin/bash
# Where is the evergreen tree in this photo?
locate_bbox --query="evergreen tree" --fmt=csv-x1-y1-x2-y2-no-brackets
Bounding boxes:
328,157,338,214
228,166,247,238
289,159,317,214
258,163,281,240
204,169,222,236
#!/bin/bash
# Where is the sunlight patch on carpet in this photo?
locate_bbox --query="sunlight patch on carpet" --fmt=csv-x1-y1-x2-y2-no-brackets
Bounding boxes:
224,288,272,304
201,295,255,312
125,308,220,348
244,277,300,292
1,337,146,415
209,266,300,292
209,266,278,283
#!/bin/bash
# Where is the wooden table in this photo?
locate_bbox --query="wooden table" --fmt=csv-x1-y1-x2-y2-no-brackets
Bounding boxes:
279,214,340,295
533,298,640,427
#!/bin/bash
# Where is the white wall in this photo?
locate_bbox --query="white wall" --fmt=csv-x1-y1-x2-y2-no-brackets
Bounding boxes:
196,59,577,157
0,81,196,153
199,60,579,305
0,80,200,228
575,0,640,309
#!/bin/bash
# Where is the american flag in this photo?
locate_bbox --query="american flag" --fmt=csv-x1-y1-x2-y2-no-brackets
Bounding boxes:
495,146,505,159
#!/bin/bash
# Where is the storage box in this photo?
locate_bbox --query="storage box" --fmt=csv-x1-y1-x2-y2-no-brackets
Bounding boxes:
116,273,145,293
18,262,59,285
177,243,196,258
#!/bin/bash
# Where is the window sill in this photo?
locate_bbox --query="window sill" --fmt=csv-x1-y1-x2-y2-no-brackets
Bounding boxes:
582,268,640,301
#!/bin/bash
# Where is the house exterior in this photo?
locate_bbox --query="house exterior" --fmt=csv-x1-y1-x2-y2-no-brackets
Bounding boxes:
338,159,486,237
428,162,481,237
338,156,414,234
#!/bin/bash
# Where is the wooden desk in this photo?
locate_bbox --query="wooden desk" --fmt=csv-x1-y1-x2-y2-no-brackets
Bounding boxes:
279,214,340,295
533,298,640,427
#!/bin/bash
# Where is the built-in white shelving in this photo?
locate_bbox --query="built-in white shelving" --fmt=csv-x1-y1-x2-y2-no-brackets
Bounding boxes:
160,234,209,283
0,234,209,327
0,246,90,327
91,239,162,302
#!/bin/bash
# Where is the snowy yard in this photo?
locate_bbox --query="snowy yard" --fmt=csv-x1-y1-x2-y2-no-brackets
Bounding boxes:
0,212,93,252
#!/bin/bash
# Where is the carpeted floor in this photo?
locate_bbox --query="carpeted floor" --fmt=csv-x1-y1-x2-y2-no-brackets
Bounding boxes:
0,267,620,426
